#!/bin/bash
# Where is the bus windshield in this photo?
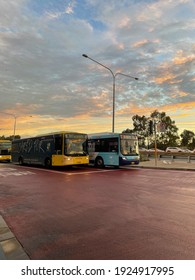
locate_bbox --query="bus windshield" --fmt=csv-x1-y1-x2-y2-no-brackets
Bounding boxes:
120,137,138,156
64,137,87,156
0,141,11,155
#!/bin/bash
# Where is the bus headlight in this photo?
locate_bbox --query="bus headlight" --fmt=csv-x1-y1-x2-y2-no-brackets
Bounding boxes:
122,156,127,160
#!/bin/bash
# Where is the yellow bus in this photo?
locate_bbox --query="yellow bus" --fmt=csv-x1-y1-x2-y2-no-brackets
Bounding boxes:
0,140,11,162
11,131,89,167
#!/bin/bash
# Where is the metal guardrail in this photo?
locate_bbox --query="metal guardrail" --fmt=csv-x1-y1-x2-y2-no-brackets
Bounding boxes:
140,151,195,163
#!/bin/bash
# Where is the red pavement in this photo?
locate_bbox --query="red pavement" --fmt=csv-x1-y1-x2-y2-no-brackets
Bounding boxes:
1,163,195,260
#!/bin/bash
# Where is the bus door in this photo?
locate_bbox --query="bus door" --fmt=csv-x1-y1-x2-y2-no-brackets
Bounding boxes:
106,139,119,166
99,138,119,166
51,134,63,166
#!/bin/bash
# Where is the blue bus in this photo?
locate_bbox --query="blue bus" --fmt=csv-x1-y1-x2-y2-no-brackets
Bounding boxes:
87,132,140,168
11,131,89,167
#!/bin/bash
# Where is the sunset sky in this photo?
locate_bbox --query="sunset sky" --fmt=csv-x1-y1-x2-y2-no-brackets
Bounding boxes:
0,0,194,137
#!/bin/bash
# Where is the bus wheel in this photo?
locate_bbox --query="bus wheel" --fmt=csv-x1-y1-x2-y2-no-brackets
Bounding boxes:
45,157,51,168
18,157,24,165
95,157,104,168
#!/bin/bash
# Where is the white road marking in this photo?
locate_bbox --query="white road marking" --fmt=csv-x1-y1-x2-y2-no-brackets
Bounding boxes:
0,167,35,177
4,164,120,176
65,169,118,175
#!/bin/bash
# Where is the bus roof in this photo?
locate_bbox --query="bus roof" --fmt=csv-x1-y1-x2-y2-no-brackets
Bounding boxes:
12,131,87,142
88,132,138,138
88,132,119,138
36,131,87,137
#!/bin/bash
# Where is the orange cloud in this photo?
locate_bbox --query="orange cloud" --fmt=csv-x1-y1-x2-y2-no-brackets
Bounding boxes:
2,100,195,137
173,50,195,65
117,43,125,50
171,91,188,98
0,112,114,137
133,39,160,48
118,16,130,28
155,73,177,84
116,101,195,117
133,39,149,48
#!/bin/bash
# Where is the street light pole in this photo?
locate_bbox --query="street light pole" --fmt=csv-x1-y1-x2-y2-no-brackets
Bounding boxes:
13,115,16,139
0,112,17,139
82,54,138,133
0,113,33,140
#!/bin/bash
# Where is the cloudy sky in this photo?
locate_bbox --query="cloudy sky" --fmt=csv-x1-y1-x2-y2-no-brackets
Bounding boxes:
0,0,194,137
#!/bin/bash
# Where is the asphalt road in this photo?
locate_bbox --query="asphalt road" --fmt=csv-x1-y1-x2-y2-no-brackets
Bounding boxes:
0,163,195,260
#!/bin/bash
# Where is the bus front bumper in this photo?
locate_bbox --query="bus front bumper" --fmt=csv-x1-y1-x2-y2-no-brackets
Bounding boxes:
119,156,140,165
52,155,89,166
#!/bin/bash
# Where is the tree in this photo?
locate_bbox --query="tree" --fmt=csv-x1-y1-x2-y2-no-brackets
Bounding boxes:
150,110,180,149
122,115,148,146
180,130,195,148
122,128,134,134
132,115,148,134
123,110,180,149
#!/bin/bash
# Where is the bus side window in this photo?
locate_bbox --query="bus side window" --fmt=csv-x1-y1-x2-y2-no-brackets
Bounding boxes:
107,138,118,152
47,143,51,151
54,136,62,154
109,141,118,152
95,140,101,152
87,140,93,153
100,139,109,152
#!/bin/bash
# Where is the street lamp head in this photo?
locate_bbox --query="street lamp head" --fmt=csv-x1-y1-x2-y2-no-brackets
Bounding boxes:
82,54,88,58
